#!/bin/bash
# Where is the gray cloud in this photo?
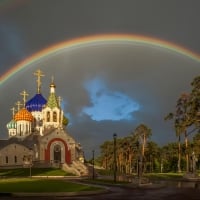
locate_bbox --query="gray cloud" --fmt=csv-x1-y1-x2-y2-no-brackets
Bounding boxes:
1,0,200,158
1,43,200,158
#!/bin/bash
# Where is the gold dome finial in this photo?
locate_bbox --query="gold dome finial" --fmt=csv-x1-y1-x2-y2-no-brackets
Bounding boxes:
10,107,16,119
51,76,54,83
34,69,45,93
15,101,23,111
57,96,62,107
50,76,56,90
20,90,29,107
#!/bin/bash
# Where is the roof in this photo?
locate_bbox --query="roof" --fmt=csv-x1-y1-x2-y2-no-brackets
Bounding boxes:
7,119,17,129
0,134,40,150
46,93,59,109
26,93,47,112
14,108,33,122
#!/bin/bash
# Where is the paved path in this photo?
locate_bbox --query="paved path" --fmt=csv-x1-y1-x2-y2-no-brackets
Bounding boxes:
1,183,200,200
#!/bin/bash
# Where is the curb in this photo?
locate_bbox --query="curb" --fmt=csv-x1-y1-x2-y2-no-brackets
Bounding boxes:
0,192,12,197
12,189,110,197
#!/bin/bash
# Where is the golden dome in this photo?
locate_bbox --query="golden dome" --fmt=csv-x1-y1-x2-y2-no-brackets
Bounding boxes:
14,108,33,122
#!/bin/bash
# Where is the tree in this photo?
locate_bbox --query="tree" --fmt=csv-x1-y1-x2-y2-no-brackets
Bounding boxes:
99,141,114,171
99,133,140,175
193,132,200,155
133,124,152,174
190,75,200,128
134,124,152,158
192,132,200,169
161,143,180,172
62,115,69,126
165,93,193,172
145,141,160,173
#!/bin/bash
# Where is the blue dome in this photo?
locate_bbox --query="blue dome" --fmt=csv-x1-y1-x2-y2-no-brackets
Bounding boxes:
26,93,47,112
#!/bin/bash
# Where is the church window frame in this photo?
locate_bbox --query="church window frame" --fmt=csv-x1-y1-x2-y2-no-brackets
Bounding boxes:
19,124,22,136
6,156,8,164
34,118,37,127
47,111,50,122
53,111,57,122
26,124,28,133
14,156,17,163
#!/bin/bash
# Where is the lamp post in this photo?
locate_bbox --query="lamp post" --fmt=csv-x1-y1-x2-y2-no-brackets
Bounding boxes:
113,133,117,182
92,150,95,180
23,148,33,178
29,148,33,178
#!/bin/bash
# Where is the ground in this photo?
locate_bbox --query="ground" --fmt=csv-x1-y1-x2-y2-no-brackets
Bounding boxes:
1,180,200,200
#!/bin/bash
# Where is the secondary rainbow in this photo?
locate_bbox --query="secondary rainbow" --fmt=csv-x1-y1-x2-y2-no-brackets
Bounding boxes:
1,34,200,86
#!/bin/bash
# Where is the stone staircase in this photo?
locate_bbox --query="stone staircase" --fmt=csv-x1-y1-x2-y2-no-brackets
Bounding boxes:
62,161,89,176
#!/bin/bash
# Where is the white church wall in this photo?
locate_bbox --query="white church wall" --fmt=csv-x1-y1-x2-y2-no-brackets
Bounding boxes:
0,144,30,166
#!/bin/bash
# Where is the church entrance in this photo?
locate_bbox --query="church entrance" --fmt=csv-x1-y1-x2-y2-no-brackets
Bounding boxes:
54,144,61,163
45,138,71,164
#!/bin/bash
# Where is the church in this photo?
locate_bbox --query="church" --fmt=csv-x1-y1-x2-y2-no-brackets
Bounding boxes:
0,69,88,175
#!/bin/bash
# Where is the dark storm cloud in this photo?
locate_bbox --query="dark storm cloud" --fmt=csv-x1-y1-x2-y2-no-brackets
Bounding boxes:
1,0,200,158
0,22,26,72
1,42,200,158
1,0,200,74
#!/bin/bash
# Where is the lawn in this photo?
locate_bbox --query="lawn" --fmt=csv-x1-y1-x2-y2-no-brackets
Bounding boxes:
0,178,102,193
144,172,184,180
0,168,75,177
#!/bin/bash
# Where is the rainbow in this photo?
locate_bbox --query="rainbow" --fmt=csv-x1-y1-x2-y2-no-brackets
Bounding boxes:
1,34,200,86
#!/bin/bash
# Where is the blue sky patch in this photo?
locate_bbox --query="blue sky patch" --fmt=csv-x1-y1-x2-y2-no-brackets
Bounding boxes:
82,78,140,121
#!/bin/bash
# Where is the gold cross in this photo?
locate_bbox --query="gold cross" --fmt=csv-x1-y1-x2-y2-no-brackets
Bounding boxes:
34,69,44,93
16,101,23,111
10,107,16,118
57,96,62,107
20,90,29,107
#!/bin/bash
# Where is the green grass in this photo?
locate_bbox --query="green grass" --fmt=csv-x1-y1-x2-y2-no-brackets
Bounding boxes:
0,168,75,177
96,169,113,176
85,178,129,185
0,178,102,193
144,172,184,180
96,167,185,181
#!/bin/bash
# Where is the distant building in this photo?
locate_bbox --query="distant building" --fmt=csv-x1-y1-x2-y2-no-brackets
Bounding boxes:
0,69,88,175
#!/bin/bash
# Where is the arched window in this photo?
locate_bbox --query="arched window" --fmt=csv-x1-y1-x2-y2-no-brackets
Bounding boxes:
19,124,22,136
47,111,50,122
26,124,28,134
6,156,8,164
14,156,17,163
54,144,61,163
53,111,57,122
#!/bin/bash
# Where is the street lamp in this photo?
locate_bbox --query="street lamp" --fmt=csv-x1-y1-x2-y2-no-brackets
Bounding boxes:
113,133,117,182
23,148,33,178
29,148,33,178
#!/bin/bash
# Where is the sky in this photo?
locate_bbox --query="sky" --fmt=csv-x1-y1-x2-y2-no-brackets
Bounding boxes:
1,0,200,159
